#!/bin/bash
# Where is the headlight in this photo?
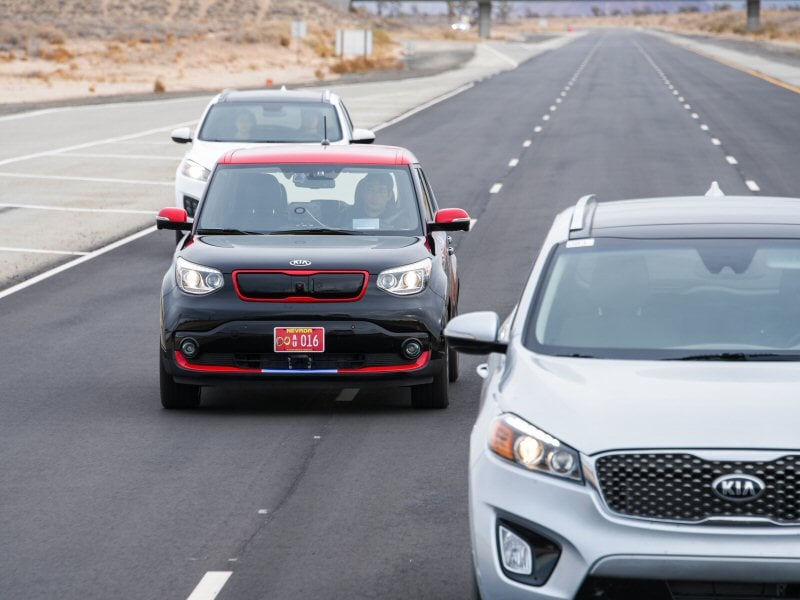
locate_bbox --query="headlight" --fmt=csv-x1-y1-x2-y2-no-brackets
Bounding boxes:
489,414,582,482
179,159,210,182
175,257,224,295
377,258,432,296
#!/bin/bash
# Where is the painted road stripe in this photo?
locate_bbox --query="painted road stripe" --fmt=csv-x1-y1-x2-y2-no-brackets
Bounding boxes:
746,180,761,192
726,156,738,165
480,42,519,68
508,158,519,167
59,152,179,161
711,138,721,146
490,183,503,194
186,572,233,600
373,83,474,131
0,172,171,186
0,120,195,167
533,126,542,133
0,203,155,215
0,226,156,301
523,140,531,147
0,246,89,256
700,124,709,131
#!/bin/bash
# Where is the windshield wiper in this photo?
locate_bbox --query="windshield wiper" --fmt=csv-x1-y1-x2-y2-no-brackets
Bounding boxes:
195,228,260,235
270,228,358,235
669,352,795,361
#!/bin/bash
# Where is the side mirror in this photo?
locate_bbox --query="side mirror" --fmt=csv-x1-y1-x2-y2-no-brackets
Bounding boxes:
428,208,471,232
171,127,192,144
351,128,375,145
156,207,192,231
445,311,508,355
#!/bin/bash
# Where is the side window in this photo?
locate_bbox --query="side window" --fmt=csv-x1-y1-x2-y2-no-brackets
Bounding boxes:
416,167,438,220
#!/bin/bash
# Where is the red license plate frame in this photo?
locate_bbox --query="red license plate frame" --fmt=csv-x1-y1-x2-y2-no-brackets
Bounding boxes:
274,327,325,353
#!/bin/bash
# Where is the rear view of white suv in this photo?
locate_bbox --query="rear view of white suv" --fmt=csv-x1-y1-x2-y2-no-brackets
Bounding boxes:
171,88,375,218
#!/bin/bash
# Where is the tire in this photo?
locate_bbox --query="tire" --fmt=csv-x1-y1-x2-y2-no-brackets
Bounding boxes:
411,356,449,409
159,356,201,409
448,344,459,383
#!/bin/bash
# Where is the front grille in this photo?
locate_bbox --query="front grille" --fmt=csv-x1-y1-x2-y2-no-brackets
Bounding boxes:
194,352,409,370
576,578,800,600
595,453,800,523
234,270,367,301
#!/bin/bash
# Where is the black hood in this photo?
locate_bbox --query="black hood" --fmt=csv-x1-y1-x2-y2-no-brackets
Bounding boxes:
179,234,428,273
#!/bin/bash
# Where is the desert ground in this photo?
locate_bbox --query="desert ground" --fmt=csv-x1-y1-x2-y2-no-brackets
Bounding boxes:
1,0,798,106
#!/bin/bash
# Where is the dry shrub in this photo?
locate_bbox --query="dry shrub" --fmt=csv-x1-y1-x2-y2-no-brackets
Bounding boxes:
309,34,335,58
314,67,326,79
329,55,401,74
153,77,166,93
42,46,73,62
280,35,291,47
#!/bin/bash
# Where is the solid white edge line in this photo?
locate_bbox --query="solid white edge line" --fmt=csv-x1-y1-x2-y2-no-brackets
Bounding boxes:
372,83,475,132
746,180,761,192
186,571,233,600
490,183,503,194
0,96,207,122
0,246,89,256
0,226,157,301
0,202,155,215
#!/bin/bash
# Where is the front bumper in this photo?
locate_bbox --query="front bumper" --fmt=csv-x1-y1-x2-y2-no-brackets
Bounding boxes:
161,279,448,388
470,450,800,600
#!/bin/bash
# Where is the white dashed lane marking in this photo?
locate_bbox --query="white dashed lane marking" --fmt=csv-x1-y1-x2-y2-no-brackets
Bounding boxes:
746,180,761,192
508,158,519,168
726,156,738,165
523,140,531,147
490,183,503,194
186,572,232,600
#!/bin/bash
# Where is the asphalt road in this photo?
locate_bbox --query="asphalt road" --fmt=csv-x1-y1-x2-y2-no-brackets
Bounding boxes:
1,30,800,600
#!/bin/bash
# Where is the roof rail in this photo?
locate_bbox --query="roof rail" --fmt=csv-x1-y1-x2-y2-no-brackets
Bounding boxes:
705,181,725,198
322,89,332,102
219,88,236,100
569,194,597,232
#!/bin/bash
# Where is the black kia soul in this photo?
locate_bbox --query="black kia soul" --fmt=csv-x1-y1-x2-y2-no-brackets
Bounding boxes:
157,145,470,410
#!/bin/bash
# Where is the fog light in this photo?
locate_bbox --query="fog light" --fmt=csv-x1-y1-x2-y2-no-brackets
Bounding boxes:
498,525,533,575
180,338,199,359
401,338,423,359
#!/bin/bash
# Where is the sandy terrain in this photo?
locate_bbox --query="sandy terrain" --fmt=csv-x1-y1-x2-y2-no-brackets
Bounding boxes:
1,1,798,107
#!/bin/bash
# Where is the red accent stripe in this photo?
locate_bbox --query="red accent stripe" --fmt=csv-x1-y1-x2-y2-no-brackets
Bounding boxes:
232,269,369,303
174,352,261,373
173,350,430,374
339,351,430,373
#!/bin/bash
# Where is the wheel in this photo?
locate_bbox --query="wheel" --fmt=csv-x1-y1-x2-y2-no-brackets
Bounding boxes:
159,356,200,409
411,356,449,409
448,343,459,383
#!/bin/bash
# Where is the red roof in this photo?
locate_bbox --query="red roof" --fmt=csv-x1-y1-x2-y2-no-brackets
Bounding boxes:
219,144,418,166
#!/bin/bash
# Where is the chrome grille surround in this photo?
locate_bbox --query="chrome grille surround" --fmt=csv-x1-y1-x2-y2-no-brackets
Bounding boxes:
591,451,800,525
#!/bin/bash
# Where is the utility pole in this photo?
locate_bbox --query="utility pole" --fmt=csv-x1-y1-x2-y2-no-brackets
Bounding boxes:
747,0,760,32
478,0,492,38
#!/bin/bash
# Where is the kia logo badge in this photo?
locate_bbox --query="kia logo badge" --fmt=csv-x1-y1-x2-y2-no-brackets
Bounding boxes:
289,259,312,267
712,474,765,502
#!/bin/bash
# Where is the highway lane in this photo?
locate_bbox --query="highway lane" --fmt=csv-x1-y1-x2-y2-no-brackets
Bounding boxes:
1,29,800,600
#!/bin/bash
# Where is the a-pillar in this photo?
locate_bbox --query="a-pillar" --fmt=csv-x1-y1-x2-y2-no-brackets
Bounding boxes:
478,1,492,38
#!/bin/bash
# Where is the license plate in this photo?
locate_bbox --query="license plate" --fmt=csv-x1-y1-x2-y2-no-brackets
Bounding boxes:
274,327,325,353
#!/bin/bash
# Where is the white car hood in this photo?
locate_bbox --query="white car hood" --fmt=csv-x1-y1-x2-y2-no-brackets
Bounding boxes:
185,141,263,170
500,352,800,455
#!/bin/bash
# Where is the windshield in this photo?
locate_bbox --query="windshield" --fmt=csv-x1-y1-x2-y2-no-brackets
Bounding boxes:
198,102,343,143
525,238,800,360
196,164,423,235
